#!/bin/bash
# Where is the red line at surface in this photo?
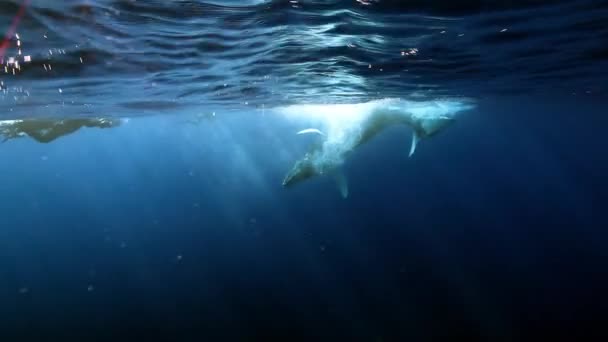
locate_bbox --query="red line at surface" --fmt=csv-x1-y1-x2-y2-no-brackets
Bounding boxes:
0,0,31,63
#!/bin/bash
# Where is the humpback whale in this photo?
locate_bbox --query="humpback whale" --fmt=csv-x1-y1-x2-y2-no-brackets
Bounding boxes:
276,98,474,198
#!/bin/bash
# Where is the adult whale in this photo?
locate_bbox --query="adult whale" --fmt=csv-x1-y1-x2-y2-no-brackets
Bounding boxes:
276,98,475,198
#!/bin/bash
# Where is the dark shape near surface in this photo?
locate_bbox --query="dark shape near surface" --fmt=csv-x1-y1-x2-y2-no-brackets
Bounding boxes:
0,118,121,143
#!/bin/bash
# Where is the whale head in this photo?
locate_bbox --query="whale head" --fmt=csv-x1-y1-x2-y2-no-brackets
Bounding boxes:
282,154,317,187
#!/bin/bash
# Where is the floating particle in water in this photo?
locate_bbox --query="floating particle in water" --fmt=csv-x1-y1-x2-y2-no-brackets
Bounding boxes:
192,202,199,208
41,155,48,161
80,57,83,63
18,287,29,294
58,88,62,93
176,255,183,261
249,217,257,224
87,285,94,292
24,55,30,62
119,241,127,248
500,28,508,32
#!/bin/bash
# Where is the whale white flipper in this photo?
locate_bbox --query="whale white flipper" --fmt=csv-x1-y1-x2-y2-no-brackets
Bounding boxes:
333,170,349,199
296,128,325,136
409,131,420,157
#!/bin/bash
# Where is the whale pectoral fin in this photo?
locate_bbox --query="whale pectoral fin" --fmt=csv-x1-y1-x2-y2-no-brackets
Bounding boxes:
409,131,420,157
297,128,325,136
333,170,349,199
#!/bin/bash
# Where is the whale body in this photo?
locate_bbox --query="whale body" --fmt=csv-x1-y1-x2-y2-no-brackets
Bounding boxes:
276,98,475,198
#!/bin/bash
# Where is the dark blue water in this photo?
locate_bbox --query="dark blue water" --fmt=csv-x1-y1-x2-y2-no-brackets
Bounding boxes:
1,1,607,341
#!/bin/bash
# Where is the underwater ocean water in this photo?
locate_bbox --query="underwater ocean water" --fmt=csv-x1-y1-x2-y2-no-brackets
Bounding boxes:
1,0,608,341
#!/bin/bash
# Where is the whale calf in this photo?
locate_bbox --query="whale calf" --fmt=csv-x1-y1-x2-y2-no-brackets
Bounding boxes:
276,98,475,197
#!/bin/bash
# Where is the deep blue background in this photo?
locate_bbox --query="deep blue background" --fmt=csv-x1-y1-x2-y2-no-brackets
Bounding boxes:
1,94,607,341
